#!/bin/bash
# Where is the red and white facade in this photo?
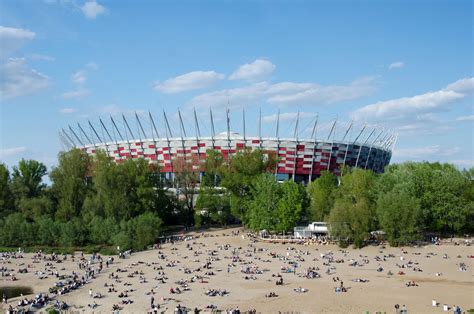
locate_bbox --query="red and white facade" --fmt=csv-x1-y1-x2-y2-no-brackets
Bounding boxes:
79,132,392,181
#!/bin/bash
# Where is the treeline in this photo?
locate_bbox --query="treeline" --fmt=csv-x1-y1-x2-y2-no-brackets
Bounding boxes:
0,150,170,251
0,148,472,251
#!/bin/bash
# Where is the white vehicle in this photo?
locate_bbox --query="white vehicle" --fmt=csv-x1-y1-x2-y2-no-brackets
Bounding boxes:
307,222,328,234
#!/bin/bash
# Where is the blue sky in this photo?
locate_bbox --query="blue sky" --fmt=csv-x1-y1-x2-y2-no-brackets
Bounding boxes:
1,0,473,171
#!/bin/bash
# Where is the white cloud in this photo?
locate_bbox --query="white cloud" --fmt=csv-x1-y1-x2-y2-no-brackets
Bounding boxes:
0,146,27,158
188,76,377,110
262,112,316,123
389,61,404,69
59,107,77,114
267,77,378,105
71,70,86,84
86,62,99,71
154,71,225,93
27,54,55,62
229,59,276,81
0,26,36,57
393,145,460,159
456,115,474,121
445,77,474,93
100,104,145,116
189,82,269,110
0,58,50,99
351,78,474,124
81,1,106,19
61,89,90,99
449,159,474,169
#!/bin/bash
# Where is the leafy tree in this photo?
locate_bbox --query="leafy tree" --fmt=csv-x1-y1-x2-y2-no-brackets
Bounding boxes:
0,163,13,216
328,168,377,247
36,216,61,246
172,155,200,227
134,212,162,250
10,159,47,200
246,174,281,231
276,180,308,231
50,149,91,221
377,190,422,246
307,171,337,221
17,196,53,219
220,148,276,224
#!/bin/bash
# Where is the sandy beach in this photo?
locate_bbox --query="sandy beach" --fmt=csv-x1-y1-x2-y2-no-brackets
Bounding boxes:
1,227,473,313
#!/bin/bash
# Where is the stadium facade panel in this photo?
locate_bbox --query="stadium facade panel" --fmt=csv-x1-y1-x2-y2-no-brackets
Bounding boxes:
60,110,393,182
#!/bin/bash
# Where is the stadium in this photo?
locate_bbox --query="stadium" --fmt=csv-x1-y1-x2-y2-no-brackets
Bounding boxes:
59,109,395,183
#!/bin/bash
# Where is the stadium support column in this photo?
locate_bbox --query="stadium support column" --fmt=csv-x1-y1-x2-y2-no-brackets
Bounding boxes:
258,108,262,150
210,108,216,150
226,108,231,159
193,108,202,181
345,124,366,172
69,125,84,147
365,129,384,170
326,118,337,172
355,128,375,168
340,120,353,176
308,114,319,182
178,109,188,176
149,111,160,163
274,109,281,178
135,112,147,157
163,110,174,184
77,123,92,146
88,120,108,156
61,129,77,148
292,111,300,182
122,114,135,158
370,132,388,172
242,108,246,147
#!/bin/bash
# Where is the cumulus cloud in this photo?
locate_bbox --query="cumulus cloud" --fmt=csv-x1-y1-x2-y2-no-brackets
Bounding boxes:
229,59,276,81
59,107,77,114
351,77,473,124
189,82,269,110
0,26,35,57
262,112,316,123
456,115,474,121
267,77,378,105
100,104,145,116
388,61,404,69
0,146,27,158
86,62,99,71
71,70,86,84
393,145,460,159
154,71,225,93
81,1,106,19
27,54,55,62
61,89,90,99
188,77,377,110
0,58,50,99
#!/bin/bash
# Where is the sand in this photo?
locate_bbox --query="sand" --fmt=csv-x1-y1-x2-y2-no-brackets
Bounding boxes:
0,227,473,313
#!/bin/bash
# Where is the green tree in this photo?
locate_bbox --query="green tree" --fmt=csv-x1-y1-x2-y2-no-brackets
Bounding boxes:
0,164,14,216
276,180,308,232
220,148,276,224
377,190,422,246
328,168,378,248
307,171,337,221
11,159,47,200
50,149,91,221
246,174,281,231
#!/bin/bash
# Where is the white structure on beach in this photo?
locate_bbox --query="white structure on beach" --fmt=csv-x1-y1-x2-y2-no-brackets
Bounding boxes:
294,222,328,238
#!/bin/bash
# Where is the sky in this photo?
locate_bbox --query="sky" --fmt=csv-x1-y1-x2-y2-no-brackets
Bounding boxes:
0,0,473,172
